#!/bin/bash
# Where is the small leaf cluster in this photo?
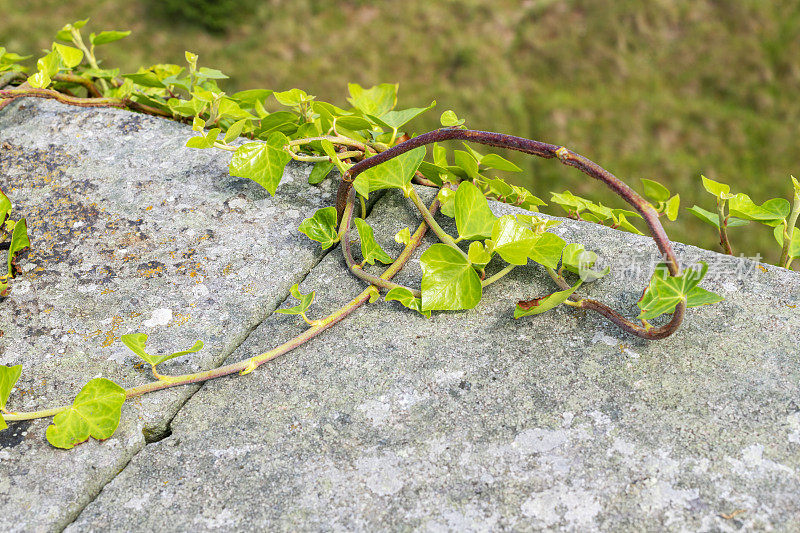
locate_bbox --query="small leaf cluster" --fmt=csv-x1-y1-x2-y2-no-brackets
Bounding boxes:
0,188,30,298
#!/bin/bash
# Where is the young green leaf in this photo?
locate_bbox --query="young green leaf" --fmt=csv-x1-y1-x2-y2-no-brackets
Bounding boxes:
320,139,351,175
664,194,680,221
420,244,482,311
468,241,493,267
514,280,582,318
7,218,29,276
687,205,749,229
274,88,314,107
528,232,566,270
53,43,83,69
385,287,431,318
454,181,496,240
45,378,126,449
229,132,292,196
353,218,393,265
0,364,22,412
480,154,521,172
185,128,220,149
491,215,538,266
308,160,334,185
773,225,800,258
394,227,412,245
89,30,131,46
347,83,397,117
560,243,608,281
701,175,734,200
640,178,671,203
0,188,11,224
637,262,723,320
440,110,465,127
223,119,248,143
120,333,204,367
367,101,436,130
297,206,339,249
453,150,480,180
352,146,425,199
275,283,316,316
728,194,790,226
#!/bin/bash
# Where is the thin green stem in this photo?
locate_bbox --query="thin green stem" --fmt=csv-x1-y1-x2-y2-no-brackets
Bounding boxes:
717,199,734,255
70,28,109,93
407,187,463,255
287,135,379,154
213,142,237,152
481,264,515,287
290,150,362,162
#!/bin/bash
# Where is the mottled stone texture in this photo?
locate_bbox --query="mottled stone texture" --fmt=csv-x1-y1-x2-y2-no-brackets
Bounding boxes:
0,99,337,531
2,101,799,532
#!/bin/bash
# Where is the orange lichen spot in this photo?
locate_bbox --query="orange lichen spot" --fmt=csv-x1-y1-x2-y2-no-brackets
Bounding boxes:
138,265,165,278
757,265,768,272
222,263,233,276
170,313,191,327
100,288,117,295
145,206,153,211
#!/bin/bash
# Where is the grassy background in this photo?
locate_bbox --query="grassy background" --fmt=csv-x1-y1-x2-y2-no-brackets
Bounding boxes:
2,0,799,261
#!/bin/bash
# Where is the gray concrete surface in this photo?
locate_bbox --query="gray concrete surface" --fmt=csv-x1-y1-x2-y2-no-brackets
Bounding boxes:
0,99,338,531
2,101,799,532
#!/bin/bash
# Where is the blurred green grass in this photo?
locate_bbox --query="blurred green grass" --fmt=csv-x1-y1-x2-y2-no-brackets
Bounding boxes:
1,0,798,261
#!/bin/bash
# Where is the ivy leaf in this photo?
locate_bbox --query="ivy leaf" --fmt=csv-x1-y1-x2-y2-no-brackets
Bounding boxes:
53,43,83,69
437,187,456,218
89,31,131,46
45,378,126,449
320,139,351,175
335,115,373,131
7,218,29,276
480,154,521,172
514,280,582,318
0,188,11,224
453,150,480,180
440,110,465,127
560,243,608,281
454,181,496,240
701,175,735,200
353,146,425,199
232,89,274,109
528,232,566,270
185,128,220,149
468,241,492,267
308,160,334,185
637,262,722,320
728,194,790,226
223,119,248,143
664,194,681,221
275,283,315,316
0,364,22,412
274,88,314,107
347,83,397,117
367,101,436,130
354,218,393,265
687,205,749,229
385,287,430,318
229,132,292,196
298,206,339,249
491,215,537,266
394,227,412,245
420,244,482,311
640,178,671,203
120,333,203,367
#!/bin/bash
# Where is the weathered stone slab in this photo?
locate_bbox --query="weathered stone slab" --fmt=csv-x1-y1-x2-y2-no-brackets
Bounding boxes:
0,99,337,531
70,187,800,531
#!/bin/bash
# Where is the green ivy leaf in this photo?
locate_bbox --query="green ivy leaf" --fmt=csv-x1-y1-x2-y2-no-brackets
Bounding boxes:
367,100,436,130
440,110,465,127
480,154,521,172
701,175,735,200
728,194,790,226
320,139,351,175
335,115,373,131
347,83,397,117
231,89,274,109
528,232,566,269
395,227,411,245
664,194,681,221
45,378,126,449
275,283,315,316
468,241,492,267
308,160,334,185
53,43,83,69
0,364,22,412
687,205,749,229
185,128,220,149
298,206,339,249
560,243,608,281
89,30,131,46
453,150,480,180
229,132,292,195
353,146,425,199
7,218,29,277
120,333,203,367
274,88,314,107
354,218,393,265
454,181,496,240
223,119,248,143
640,178,671,203
514,280,582,318
420,244,482,311
385,287,430,318
637,262,723,320
491,215,537,266
0,188,11,225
